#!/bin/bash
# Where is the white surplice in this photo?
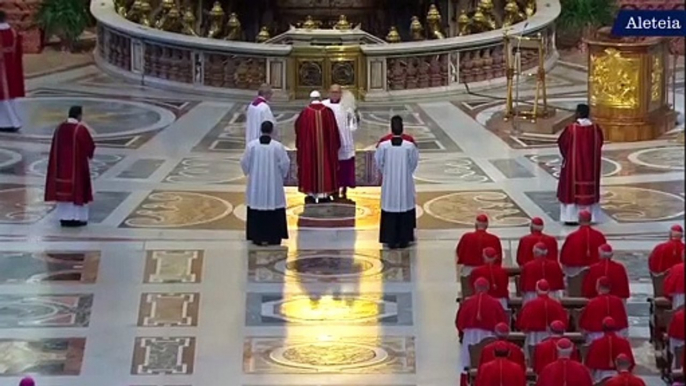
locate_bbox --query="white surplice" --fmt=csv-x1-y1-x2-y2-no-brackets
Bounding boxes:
56,202,89,221
245,98,275,146
322,99,357,160
241,137,290,210
375,139,418,213
0,23,22,129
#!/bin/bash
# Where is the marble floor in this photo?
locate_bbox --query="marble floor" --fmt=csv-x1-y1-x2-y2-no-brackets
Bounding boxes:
0,57,683,386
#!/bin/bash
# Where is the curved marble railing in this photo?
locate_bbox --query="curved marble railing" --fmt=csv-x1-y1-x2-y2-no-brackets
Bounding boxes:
92,0,560,100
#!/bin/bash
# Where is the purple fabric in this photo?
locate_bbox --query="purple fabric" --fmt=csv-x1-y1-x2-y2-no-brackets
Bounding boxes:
19,378,35,386
338,157,356,188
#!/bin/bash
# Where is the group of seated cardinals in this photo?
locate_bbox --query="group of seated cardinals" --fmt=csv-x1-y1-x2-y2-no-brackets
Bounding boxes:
454,211,685,386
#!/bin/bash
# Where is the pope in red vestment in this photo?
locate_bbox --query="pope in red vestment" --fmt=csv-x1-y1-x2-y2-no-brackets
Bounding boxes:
536,338,593,386
533,320,581,375
517,280,569,348
294,91,341,200
479,323,526,371
520,242,565,303
469,247,509,307
457,214,503,272
0,13,25,131
44,106,95,227
556,104,604,224
603,354,646,386
516,217,558,266
585,317,635,383
649,225,685,274
582,244,630,299
475,341,527,386
579,277,629,342
665,260,685,309
560,210,607,277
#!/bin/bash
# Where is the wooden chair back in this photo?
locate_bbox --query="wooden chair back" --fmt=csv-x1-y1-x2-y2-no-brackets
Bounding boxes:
469,337,497,368
676,345,684,370
652,272,666,297
569,308,583,332
461,276,474,298
566,270,588,297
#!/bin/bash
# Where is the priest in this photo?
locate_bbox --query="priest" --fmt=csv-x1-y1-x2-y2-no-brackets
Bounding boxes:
516,217,558,266
559,210,607,278
323,85,358,199
44,106,95,227
668,307,684,368
519,242,565,304
241,121,290,246
295,90,341,203
245,84,275,145
649,225,684,275
479,322,526,370
556,103,604,224
475,341,527,386
581,244,630,300
0,11,24,132
375,115,418,249
533,320,581,375
517,279,569,351
536,338,594,386
604,354,646,386
578,277,629,343
585,316,635,383
665,254,685,309
469,246,509,308
456,214,503,275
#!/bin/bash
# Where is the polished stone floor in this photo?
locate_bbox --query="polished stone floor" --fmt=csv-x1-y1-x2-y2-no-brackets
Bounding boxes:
0,57,682,386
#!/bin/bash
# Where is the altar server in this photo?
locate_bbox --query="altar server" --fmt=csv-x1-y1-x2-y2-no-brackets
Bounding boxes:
245,83,275,145
559,210,607,278
516,217,558,266
375,115,418,249
474,341,527,386
649,225,685,275
44,106,95,227
578,277,629,343
456,214,503,275
323,84,358,199
520,242,564,304
0,11,24,132
536,338,593,386
241,121,290,246
582,244,630,300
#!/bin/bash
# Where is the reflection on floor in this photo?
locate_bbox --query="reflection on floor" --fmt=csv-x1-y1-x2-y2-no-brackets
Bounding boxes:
0,57,682,386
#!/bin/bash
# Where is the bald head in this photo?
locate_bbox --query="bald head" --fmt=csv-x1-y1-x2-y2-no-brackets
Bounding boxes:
329,84,342,102
258,83,273,100
615,354,632,372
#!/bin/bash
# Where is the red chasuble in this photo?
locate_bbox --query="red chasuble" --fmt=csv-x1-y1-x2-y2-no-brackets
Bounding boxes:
556,121,604,205
536,358,593,386
44,121,95,205
469,263,510,299
377,133,415,147
517,295,568,332
604,372,647,386
520,259,565,293
581,260,630,299
664,263,685,300
585,332,635,371
475,358,527,386
533,337,581,375
294,103,340,195
455,293,508,332
578,294,629,333
0,27,25,100
456,230,503,267
649,239,685,274
516,231,559,266
669,308,685,340
479,339,526,370
560,225,607,267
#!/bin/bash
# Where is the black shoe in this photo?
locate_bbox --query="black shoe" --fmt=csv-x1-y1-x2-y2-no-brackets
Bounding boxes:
60,220,79,227
0,127,20,133
75,221,87,227
304,196,315,204
563,222,578,226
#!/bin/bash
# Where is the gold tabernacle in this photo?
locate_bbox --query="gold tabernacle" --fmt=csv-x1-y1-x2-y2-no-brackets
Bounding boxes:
503,30,549,122
585,28,675,142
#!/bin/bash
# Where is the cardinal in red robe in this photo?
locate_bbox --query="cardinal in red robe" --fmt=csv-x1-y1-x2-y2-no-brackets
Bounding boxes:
469,247,509,308
560,210,607,278
294,91,341,202
603,354,646,386
520,242,565,304
579,276,629,343
665,257,685,309
582,244,630,300
585,316,635,383
649,225,685,275
0,12,24,132
517,279,569,349
669,308,684,366
456,277,508,382
533,320,581,375
536,338,593,386
479,322,526,371
516,217,558,266
475,341,527,386
556,103,604,224
44,106,95,227
457,214,503,274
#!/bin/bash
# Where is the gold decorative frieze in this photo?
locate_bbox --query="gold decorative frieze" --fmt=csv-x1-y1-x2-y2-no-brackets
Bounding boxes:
589,48,640,109
651,55,663,102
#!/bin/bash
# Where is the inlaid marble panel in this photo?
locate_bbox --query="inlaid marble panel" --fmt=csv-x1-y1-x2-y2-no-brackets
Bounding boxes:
138,293,199,327
527,154,622,178
613,250,651,282
0,338,85,375
89,191,132,224
131,337,195,375
0,184,54,224
243,335,416,374
0,294,92,327
245,292,413,326
419,190,530,228
414,157,492,184
117,159,166,179
164,157,244,184
247,249,411,283
143,250,203,284
0,148,123,178
0,251,99,284
489,159,535,178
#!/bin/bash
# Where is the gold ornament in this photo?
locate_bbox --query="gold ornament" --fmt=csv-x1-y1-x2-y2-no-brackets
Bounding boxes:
181,8,197,36
525,0,536,17
125,0,142,22
206,2,225,38
302,15,316,29
426,4,444,39
589,48,640,109
651,55,663,102
224,12,242,40
139,0,152,26
334,15,351,30
385,26,401,43
256,26,271,42
409,16,423,41
503,0,525,27
457,9,470,36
